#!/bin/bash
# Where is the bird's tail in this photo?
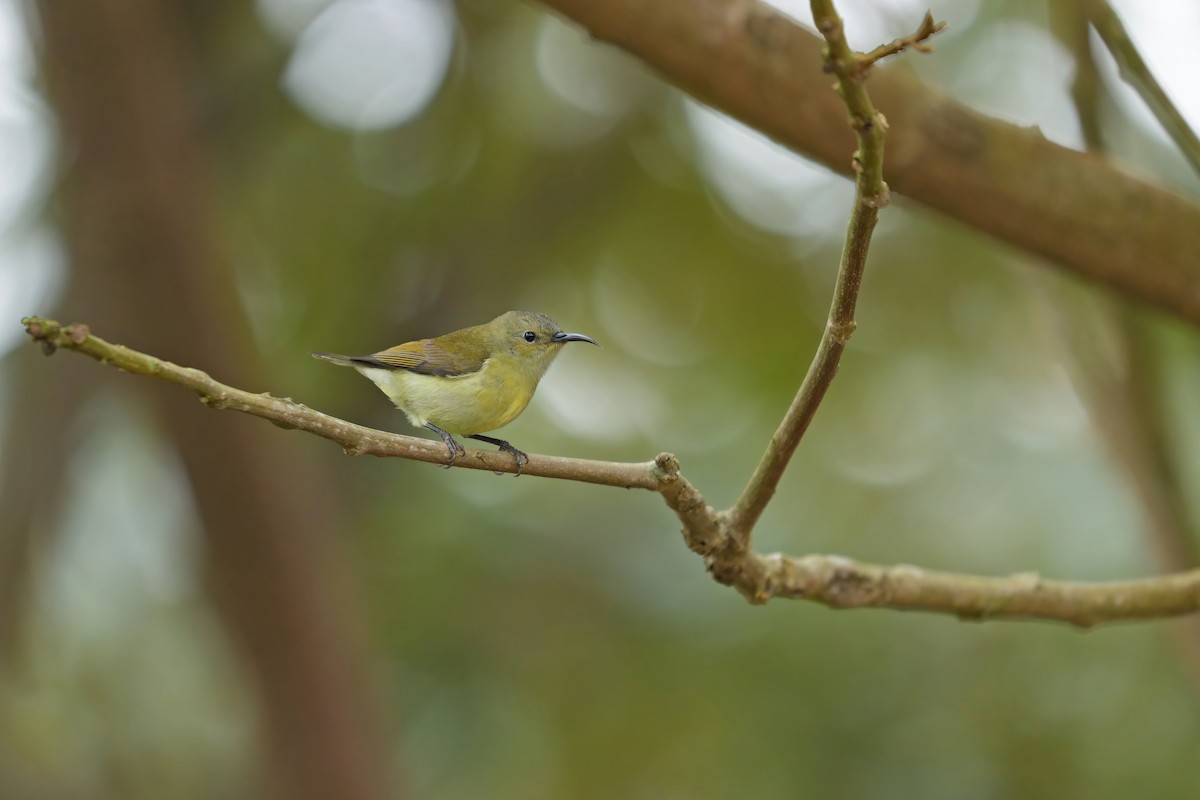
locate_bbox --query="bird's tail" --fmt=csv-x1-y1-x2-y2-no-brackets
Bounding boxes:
311,351,360,367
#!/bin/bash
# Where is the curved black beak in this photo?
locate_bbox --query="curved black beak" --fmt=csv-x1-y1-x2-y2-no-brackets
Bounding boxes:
552,331,599,346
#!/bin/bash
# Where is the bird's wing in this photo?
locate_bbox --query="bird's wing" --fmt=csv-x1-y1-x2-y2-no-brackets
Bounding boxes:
361,336,487,377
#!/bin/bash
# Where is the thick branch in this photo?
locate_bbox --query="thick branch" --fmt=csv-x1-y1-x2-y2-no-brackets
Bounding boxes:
1085,0,1200,178
24,314,1200,628
534,0,1200,327
724,553,1200,629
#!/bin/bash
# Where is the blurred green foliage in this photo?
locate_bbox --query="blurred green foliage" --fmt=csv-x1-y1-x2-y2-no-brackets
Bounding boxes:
4,0,1200,798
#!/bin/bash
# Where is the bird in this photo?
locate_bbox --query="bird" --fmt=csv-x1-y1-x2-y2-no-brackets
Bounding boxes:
312,310,597,473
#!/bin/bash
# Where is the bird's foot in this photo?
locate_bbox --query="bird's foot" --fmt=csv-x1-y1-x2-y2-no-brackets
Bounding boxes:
425,423,465,469
442,438,466,469
468,434,529,476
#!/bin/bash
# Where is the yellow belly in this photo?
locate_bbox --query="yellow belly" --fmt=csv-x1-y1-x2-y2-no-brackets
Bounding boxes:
357,359,535,435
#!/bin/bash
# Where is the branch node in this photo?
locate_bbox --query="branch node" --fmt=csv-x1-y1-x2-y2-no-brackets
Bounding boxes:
1013,571,1043,591
21,316,47,337
23,316,56,354
66,323,90,344
653,451,681,483
343,442,369,457
706,554,743,588
827,319,857,344
862,183,891,209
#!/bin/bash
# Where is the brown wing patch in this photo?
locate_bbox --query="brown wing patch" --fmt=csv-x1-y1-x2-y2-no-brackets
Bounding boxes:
365,338,486,377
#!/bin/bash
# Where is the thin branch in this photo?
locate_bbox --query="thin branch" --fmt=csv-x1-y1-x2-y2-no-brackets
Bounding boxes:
727,4,944,539
19,317,665,489
21,314,1200,627
1084,0,1200,178
857,11,946,73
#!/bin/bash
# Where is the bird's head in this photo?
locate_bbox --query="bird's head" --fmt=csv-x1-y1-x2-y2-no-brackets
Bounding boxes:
491,310,598,380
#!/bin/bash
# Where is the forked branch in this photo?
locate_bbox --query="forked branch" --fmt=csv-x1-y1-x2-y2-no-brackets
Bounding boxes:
22,314,1200,629
727,3,941,540
19,2,1200,631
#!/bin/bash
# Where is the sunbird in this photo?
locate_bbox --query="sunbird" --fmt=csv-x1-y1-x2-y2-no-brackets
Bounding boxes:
313,311,597,473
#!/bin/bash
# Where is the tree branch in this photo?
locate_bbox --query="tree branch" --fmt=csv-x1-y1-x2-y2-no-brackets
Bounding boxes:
725,553,1200,628
1084,0,1200,178
857,10,946,72
23,314,1200,628
728,2,934,539
534,0,1200,328
19,317,665,489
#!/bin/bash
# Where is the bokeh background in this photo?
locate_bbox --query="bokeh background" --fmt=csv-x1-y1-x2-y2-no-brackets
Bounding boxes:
3,0,1200,797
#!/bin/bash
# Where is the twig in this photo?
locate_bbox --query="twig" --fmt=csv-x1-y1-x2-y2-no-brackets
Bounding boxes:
21,314,1200,627
857,11,946,74
727,3,945,539
1084,0,1200,178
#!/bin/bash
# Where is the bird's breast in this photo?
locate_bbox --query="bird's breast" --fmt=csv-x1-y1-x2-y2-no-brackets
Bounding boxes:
364,357,538,435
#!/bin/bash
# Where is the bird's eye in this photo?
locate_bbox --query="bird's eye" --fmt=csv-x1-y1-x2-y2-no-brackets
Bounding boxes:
522,331,537,343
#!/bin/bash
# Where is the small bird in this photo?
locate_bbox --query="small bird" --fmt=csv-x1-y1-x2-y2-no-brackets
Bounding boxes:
313,311,597,473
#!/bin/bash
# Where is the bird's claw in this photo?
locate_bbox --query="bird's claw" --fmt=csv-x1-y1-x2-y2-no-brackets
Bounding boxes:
467,434,528,476
499,443,528,477
445,439,466,468
431,429,465,469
